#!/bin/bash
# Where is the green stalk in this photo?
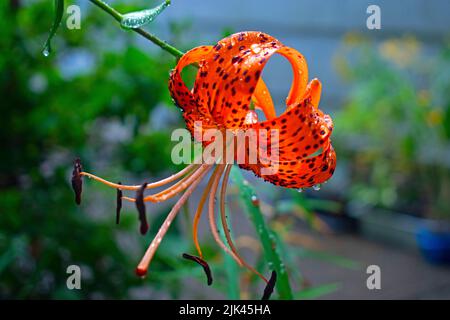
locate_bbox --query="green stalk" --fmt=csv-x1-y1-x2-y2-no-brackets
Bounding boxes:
89,0,183,58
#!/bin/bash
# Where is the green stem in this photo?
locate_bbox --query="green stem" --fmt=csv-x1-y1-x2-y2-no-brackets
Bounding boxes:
89,0,183,58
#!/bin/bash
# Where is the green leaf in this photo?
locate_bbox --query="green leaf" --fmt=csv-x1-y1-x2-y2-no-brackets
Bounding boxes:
295,282,340,299
121,0,171,29
43,0,65,57
230,167,293,300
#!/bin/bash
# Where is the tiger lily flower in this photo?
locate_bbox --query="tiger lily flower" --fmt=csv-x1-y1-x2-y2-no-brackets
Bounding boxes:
71,31,336,299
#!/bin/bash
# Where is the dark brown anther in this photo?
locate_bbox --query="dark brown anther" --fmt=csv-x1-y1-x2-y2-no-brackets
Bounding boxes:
135,182,148,235
71,158,83,205
182,253,213,286
261,271,277,300
116,182,122,225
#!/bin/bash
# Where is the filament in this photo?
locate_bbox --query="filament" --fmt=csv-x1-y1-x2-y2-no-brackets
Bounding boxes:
192,165,222,258
219,164,268,283
136,164,213,276
207,164,243,266
122,164,209,203
80,163,199,191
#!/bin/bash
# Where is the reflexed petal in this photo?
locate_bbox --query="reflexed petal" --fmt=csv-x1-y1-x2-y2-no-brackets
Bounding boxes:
252,77,276,121
193,32,282,128
168,31,336,189
168,45,216,137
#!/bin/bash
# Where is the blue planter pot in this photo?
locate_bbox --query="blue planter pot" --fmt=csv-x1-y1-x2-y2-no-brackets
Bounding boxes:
416,223,450,265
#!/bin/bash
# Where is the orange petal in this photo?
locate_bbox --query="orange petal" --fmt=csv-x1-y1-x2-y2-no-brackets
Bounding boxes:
239,143,336,189
248,99,333,162
276,46,309,108
169,45,212,113
307,78,322,108
252,77,276,121
192,32,282,128
168,45,216,136
238,96,334,188
289,78,322,112
169,32,336,189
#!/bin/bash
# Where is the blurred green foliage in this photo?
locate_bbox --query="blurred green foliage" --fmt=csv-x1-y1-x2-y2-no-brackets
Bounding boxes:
334,34,450,219
0,0,189,298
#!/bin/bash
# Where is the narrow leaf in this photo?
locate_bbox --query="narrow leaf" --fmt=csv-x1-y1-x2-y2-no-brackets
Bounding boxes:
295,282,340,299
230,166,293,300
43,0,65,56
121,0,171,29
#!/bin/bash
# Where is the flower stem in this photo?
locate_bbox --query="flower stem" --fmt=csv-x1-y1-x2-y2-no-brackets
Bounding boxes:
89,0,183,59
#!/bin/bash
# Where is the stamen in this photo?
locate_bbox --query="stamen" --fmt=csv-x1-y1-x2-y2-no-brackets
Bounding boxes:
144,168,198,202
135,183,149,235
208,165,243,266
220,165,268,283
261,271,277,300
121,165,207,203
79,163,199,191
71,158,83,205
182,253,213,285
135,164,213,277
116,182,122,225
192,168,220,258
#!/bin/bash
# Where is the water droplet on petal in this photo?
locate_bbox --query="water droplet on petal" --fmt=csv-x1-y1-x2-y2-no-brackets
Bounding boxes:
251,43,262,54
297,188,303,193
312,184,321,191
244,110,258,124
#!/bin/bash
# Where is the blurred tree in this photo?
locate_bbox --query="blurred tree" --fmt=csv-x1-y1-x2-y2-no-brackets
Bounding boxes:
334,34,450,219
0,0,184,298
